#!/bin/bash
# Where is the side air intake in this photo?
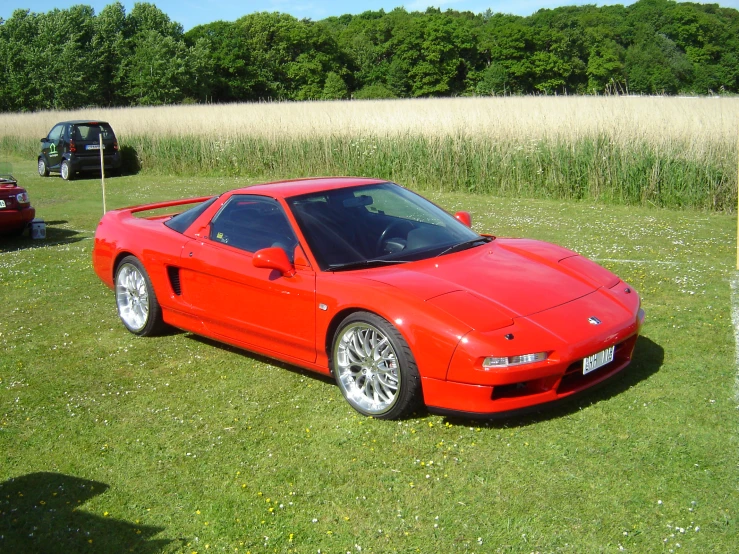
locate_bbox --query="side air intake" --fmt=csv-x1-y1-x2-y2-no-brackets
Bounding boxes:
167,266,182,295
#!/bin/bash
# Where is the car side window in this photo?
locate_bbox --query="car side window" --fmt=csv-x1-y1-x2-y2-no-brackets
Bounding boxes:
209,195,298,259
48,124,64,142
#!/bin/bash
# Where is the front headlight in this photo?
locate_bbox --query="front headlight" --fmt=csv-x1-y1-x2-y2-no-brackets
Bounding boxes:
483,352,548,368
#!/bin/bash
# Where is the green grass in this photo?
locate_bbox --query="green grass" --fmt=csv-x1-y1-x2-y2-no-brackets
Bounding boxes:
1,157,737,553
2,133,735,211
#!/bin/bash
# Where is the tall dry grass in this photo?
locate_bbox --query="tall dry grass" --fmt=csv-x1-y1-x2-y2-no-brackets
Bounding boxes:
1,97,737,209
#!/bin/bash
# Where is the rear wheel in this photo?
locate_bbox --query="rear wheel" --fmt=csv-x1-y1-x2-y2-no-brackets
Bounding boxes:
60,160,73,181
38,158,49,177
332,312,421,419
114,256,166,336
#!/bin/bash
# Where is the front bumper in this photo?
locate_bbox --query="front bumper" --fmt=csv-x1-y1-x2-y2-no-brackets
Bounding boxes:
422,332,639,418
421,284,645,418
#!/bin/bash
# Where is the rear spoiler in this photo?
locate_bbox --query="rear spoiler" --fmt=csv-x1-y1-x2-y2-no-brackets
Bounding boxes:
118,196,215,216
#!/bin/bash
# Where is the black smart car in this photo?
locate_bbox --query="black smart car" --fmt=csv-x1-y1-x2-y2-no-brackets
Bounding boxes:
38,120,122,180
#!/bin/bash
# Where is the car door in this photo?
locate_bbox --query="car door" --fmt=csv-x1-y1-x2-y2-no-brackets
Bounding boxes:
41,123,65,169
178,194,317,363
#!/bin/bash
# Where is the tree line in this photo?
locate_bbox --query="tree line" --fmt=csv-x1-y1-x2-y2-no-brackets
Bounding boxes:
1,0,738,111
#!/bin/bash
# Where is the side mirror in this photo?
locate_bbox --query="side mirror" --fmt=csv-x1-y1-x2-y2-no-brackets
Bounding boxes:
40,138,47,142
253,247,296,277
454,211,472,228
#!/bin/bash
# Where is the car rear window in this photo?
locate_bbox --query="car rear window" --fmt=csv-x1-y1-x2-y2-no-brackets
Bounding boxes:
72,123,115,141
164,196,219,234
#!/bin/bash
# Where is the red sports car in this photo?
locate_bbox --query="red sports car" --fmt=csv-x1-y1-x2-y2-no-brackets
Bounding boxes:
92,178,644,419
0,175,35,236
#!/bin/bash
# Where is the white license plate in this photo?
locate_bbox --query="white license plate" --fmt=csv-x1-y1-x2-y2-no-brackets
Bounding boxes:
0,200,5,208
85,144,101,150
583,345,615,375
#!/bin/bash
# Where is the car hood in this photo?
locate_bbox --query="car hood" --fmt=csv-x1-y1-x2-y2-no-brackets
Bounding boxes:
363,238,620,332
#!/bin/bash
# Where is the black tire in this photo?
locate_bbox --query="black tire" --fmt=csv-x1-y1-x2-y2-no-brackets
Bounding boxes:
331,311,421,419
114,256,166,336
38,158,49,177
60,160,73,181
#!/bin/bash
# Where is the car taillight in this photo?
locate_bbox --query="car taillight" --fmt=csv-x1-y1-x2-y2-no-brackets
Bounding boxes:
113,139,119,151
70,139,76,153
16,192,29,204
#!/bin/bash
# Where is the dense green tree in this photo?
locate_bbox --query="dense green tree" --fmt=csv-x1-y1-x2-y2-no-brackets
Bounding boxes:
0,10,41,111
2,0,739,112
586,40,625,93
127,2,183,38
625,32,692,93
184,21,255,102
475,15,536,93
229,12,347,101
323,71,349,99
92,2,129,106
124,29,189,105
353,84,397,99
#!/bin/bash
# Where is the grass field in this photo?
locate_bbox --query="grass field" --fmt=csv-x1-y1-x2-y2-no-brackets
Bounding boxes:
1,96,737,210
1,157,737,553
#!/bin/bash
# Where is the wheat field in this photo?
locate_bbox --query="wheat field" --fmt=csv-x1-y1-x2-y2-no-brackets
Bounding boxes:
1,96,737,145
1,97,737,210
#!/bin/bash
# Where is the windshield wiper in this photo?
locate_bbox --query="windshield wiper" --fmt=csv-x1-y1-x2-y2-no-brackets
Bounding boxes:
436,237,492,257
326,259,411,272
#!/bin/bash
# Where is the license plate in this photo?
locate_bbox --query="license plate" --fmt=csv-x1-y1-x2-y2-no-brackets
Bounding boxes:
85,144,101,150
583,345,615,375
0,200,5,208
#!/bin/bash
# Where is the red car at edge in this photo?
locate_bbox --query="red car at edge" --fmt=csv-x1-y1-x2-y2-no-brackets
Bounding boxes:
92,178,644,420
0,175,35,236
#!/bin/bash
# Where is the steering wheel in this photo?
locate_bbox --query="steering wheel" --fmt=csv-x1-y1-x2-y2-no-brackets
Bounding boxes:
375,220,414,254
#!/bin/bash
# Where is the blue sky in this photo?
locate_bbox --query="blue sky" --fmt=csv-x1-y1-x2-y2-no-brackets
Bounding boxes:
2,1,738,30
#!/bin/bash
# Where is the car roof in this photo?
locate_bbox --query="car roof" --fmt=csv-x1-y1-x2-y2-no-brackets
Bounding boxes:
56,120,112,125
233,177,390,198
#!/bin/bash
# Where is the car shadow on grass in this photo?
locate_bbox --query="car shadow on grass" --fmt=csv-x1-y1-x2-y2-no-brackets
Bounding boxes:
186,334,335,385
441,335,664,428
0,472,173,553
51,172,124,182
185,333,663,426
185,334,434,420
0,220,87,252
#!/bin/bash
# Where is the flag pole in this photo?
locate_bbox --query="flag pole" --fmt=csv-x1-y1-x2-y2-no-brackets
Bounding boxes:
100,125,106,214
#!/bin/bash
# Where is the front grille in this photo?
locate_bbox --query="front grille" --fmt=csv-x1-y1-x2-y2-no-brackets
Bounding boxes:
491,375,559,400
557,338,635,394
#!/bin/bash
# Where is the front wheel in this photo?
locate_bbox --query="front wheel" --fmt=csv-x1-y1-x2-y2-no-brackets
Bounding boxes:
38,158,49,177
332,312,421,419
114,256,166,336
60,160,73,180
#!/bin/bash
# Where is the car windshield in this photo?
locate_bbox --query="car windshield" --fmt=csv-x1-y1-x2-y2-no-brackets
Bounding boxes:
286,182,486,271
